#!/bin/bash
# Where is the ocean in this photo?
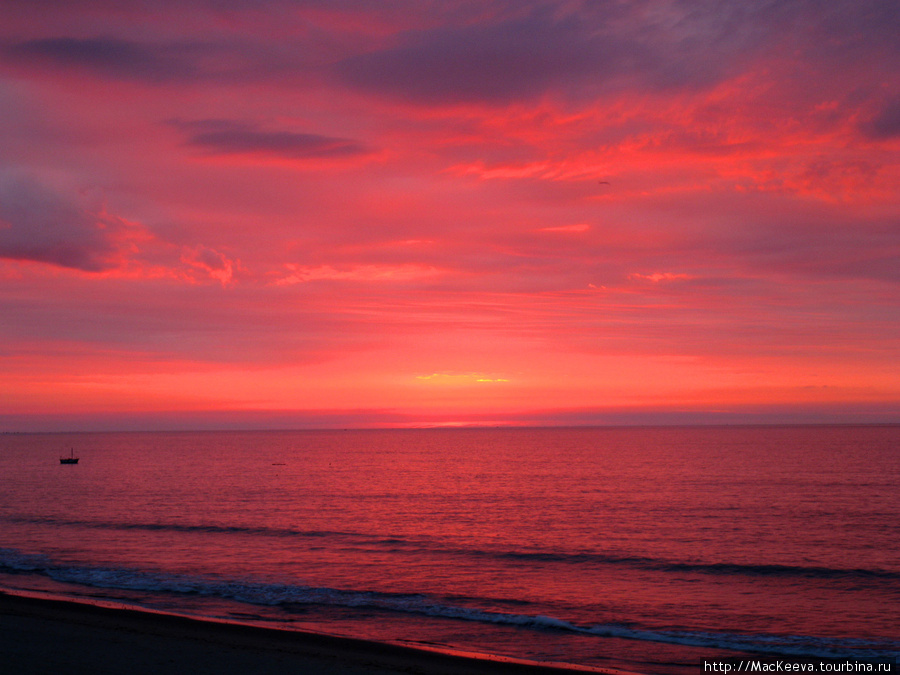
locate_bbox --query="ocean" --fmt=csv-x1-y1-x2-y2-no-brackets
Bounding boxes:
0,426,897,673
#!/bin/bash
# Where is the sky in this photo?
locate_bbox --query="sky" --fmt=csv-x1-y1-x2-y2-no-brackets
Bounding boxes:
0,0,898,431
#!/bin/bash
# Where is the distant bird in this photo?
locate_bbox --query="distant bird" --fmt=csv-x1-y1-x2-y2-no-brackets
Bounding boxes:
598,180,610,185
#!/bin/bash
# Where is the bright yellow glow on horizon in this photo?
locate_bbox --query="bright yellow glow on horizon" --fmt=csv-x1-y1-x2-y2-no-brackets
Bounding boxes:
416,373,510,384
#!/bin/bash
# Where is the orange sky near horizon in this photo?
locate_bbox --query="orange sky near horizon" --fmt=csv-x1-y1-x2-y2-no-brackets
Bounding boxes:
0,0,898,430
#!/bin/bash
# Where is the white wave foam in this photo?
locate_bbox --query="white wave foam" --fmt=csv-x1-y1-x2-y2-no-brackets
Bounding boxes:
1,547,897,662
0,548,52,571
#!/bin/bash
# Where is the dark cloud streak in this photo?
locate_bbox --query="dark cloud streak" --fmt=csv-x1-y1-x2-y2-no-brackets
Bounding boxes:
170,119,369,160
4,36,202,82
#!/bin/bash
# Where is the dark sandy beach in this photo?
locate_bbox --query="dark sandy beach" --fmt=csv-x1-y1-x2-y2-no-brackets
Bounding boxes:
0,591,622,675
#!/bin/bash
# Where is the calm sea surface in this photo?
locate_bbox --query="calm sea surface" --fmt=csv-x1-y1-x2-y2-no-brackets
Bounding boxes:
0,426,897,673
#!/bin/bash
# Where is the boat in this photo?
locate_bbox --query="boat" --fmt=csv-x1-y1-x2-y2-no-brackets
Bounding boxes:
59,449,79,464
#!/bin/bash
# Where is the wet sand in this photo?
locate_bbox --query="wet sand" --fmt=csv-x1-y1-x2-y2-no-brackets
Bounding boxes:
0,591,623,675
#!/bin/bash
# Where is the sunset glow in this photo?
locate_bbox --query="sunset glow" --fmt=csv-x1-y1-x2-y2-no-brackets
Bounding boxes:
1,0,897,430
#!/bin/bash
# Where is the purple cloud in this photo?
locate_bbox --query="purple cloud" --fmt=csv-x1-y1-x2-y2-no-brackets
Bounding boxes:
171,119,369,159
336,8,647,105
333,2,787,106
861,98,900,139
3,37,205,82
335,0,899,107
0,173,128,271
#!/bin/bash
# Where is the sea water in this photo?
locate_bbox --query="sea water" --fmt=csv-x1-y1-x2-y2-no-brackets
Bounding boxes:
0,426,897,673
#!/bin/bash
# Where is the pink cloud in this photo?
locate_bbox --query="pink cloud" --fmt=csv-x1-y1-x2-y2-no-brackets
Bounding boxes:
628,272,693,283
273,263,442,284
180,245,241,285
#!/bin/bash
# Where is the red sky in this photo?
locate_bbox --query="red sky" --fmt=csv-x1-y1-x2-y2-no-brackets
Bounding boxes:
1,0,898,430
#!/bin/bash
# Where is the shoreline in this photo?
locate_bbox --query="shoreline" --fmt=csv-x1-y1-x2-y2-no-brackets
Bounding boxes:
0,590,634,675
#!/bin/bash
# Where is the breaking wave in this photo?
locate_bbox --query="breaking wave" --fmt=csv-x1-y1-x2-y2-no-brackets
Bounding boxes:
1,547,897,662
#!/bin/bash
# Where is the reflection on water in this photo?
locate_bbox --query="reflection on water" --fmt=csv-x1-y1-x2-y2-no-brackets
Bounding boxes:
1,426,898,673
